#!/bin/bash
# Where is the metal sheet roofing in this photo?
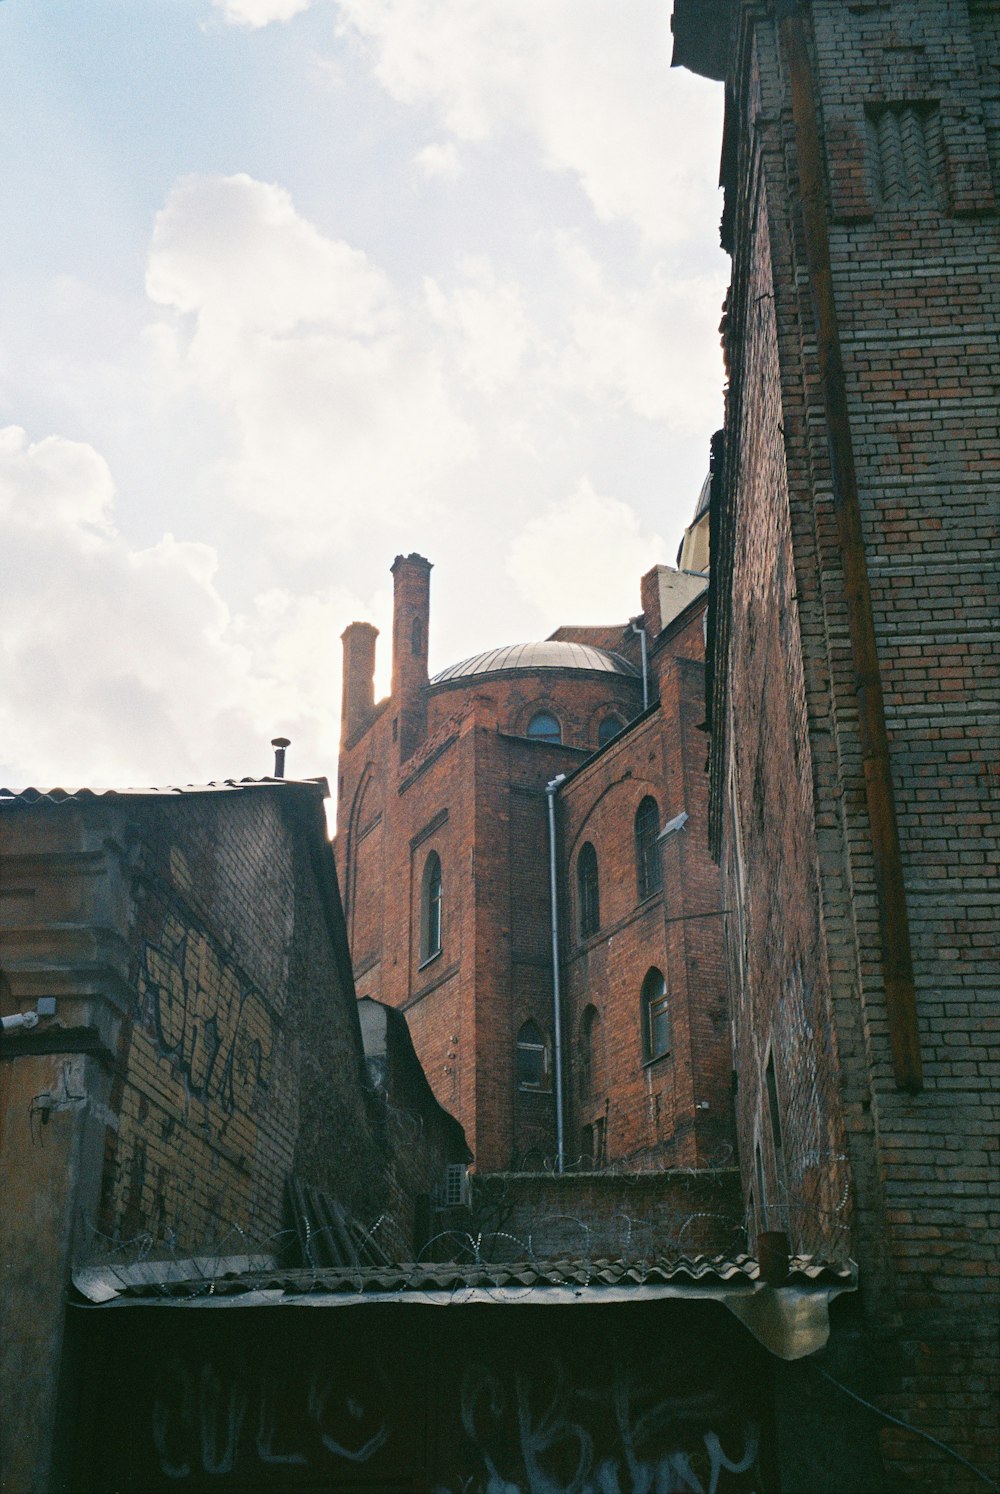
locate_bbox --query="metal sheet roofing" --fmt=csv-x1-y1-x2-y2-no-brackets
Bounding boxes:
72,1254,856,1361
431,640,638,685
0,777,328,808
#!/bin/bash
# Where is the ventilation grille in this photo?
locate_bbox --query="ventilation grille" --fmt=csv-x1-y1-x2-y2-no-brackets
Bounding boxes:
866,102,944,206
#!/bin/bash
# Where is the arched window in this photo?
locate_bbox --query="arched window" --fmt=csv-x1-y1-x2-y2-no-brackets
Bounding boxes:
642,967,670,1061
598,715,623,748
411,616,423,656
577,842,600,938
526,710,561,744
516,1020,550,1090
635,796,662,899
579,1004,599,1099
420,851,442,963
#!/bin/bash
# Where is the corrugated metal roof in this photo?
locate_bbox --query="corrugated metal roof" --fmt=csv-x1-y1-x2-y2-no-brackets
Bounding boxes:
75,1253,852,1303
0,777,328,808
431,641,638,685
72,1254,856,1360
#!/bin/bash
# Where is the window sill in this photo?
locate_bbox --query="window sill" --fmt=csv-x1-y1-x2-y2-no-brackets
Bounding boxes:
417,948,443,973
642,1051,672,1071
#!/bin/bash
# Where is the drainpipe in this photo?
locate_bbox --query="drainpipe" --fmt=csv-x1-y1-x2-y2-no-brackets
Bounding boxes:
630,618,650,711
779,2,921,1092
545,773,567,1173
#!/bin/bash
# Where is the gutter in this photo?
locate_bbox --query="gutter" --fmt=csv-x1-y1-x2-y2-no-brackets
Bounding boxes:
630,619,650,711
779,2,921,1092
545,774,567,1172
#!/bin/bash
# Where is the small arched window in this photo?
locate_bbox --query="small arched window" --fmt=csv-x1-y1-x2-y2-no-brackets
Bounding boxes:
598,715,623,748
635,796,662,899
411,616,423,656
579,1004,600,1099
420,851,443,963
642,967,670,1061
577,842,600,938
526,710,561,744
516,1020,550,1090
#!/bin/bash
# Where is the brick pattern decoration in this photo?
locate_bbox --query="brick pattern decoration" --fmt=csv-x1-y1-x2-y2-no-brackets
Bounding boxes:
701,1,999,1486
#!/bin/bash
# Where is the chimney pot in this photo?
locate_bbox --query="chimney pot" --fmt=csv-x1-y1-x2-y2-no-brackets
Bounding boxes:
271,737,291,778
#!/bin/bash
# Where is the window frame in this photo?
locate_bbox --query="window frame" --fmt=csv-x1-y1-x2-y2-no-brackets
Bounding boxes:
577,842,600,939
641,967,670,1063
419,850,443,965
525,710,562,745
516,1019,551,1092
635,796,663,900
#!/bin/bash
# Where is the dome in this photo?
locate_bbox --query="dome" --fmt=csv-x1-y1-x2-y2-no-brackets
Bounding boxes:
430,640,639,685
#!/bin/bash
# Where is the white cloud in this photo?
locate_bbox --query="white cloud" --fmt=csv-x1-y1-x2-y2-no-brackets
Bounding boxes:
558,245,724,430
333,0,724,245
0,425,374,789
414,141,463,180
423,257,533,396
213,0,312,28
507,478,665,627
145,173,476,548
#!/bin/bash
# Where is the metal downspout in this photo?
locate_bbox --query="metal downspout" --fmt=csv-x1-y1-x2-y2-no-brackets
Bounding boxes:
779,2,922,1092
631,619,650,711
546,774,567,1172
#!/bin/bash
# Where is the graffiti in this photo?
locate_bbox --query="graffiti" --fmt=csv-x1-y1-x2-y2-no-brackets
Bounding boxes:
136,911,275,1113
458,1359,759,1494
151,1354,389,1480
147,1350,758,1492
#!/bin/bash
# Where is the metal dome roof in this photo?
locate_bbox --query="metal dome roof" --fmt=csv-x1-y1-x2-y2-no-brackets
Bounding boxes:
431,640,638,685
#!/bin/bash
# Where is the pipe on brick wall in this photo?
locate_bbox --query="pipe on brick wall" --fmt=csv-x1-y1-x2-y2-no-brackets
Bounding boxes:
630,618,650,711
546,774,567,1172
778,1,922,1092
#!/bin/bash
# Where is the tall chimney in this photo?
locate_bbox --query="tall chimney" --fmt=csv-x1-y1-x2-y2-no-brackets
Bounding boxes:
390,553,432,761
340,621,379,744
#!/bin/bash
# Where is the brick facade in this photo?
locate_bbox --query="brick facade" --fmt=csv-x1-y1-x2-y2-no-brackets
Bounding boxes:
675,0,999,1487
336,552,736,1186
0,780,466,1493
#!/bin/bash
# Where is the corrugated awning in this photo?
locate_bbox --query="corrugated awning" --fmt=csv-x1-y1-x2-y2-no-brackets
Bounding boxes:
72,1254,856,1362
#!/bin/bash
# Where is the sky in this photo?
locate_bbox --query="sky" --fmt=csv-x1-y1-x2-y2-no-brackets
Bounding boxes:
0,0,728,797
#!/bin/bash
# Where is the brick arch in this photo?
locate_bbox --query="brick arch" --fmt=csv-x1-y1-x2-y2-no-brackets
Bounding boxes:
510,694,565,738
586,702,628,748
565,773,663,863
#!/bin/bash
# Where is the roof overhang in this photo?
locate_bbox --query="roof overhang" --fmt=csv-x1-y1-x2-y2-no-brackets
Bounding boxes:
73,1255,856,1363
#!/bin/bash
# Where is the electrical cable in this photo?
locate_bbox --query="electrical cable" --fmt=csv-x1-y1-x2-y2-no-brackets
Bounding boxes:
815,1366,999,1490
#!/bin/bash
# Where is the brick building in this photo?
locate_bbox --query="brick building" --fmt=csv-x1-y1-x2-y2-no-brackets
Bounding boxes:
335,515,735,1184
674,0,999,1489
0,777,467,1494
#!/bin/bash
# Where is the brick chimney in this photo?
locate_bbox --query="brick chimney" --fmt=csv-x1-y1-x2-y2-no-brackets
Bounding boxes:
390,553,432,761
340,621,378,744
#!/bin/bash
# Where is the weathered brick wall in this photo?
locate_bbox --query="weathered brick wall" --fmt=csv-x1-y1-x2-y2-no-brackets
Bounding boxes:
702,0,999,1485
98,790,388,1254
559,613,734,1176
336,565,735,1182
473,1169,743,1261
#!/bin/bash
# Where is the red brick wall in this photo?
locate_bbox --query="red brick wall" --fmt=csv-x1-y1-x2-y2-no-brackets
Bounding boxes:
336,566,734,1180
701,0,1000,1484
560,614,734,1177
